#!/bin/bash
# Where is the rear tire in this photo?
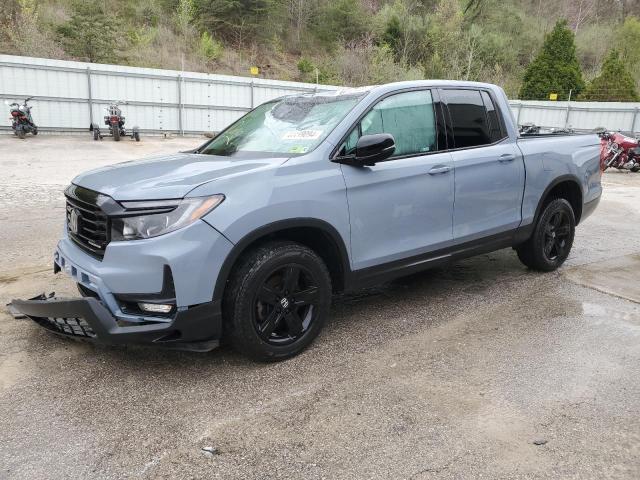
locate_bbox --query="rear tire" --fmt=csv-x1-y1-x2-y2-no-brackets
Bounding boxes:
223,241,332,362
32,128,38,136
17,128,25,139
516,198,575,271
112,125,120,141
134,131,140,142
93,129,99,141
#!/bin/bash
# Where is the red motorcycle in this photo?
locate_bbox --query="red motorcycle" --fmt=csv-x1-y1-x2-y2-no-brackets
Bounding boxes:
597,129,640,172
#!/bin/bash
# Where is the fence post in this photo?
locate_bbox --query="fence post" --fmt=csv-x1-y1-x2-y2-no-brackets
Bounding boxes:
564,103,572,129
86,67,93,126
516,103,523,125
631,107,639,134
177,74,183,136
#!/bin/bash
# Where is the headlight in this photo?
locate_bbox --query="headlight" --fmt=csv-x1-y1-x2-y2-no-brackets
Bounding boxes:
111,195,224,241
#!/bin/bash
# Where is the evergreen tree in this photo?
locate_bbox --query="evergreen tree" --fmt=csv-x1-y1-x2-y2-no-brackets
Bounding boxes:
195,0,284,48
312,0,368,47
582,49,639,101
57,3,122,63
519,20,584,100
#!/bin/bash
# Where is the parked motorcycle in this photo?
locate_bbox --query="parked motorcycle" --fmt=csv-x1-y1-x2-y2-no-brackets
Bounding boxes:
6,97,38,139
519,123,540,135
90,101,140,142
597,129,640,172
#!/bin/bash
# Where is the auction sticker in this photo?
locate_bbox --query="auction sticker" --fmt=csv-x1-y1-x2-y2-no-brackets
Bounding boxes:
282,130,323,140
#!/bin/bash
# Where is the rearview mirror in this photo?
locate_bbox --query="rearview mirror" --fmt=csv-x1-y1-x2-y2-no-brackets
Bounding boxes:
334,133,396,167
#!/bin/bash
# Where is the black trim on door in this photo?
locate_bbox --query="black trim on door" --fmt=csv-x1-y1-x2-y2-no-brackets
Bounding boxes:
348,228,520,289
438,87,511,153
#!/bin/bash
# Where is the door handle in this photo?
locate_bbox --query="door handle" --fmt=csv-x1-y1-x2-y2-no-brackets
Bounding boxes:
499,153,516,163
428,165,452,175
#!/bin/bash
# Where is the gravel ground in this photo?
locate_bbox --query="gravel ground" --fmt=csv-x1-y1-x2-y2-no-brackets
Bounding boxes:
1,135,640,479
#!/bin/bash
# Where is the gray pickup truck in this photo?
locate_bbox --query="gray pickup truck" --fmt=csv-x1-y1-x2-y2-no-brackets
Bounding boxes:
13,80,602,361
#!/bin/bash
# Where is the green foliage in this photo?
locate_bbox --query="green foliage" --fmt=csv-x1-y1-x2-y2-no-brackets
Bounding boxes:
176,0,195,31
297,57,314,74
57,2,123,63
128,26,159,47
199,30,223,60
519,20,585,100
1,0,639,97
615,16,640,84
312,0,368,47
376,1,430,66
581,49,639,101
194,0,284,48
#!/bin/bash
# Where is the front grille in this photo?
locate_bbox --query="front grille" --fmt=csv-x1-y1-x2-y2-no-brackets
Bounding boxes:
31,315,96,338
65,186,110,259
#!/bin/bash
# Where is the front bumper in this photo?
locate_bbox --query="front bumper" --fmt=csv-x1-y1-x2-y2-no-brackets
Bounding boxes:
10,295,222,351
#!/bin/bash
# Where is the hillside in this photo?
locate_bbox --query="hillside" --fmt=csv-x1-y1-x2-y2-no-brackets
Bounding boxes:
1,0,639,98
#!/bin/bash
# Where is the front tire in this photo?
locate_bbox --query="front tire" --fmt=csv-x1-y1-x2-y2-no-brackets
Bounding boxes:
223,241,332,362
516,198,575,271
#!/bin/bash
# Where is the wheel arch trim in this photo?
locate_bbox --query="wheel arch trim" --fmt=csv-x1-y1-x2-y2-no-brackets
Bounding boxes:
534,174,584,224
212,218,352,302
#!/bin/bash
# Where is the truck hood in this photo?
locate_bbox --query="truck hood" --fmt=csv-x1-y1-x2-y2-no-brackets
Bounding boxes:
72,153,288,200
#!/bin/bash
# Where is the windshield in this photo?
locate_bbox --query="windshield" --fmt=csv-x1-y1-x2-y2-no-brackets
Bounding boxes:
200,92,364,158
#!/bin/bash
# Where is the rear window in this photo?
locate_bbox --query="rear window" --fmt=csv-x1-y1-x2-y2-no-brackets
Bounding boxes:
480,91,506,143
442,89,492,149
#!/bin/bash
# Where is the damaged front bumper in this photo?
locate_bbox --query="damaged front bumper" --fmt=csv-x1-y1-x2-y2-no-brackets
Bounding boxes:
9,294,222,352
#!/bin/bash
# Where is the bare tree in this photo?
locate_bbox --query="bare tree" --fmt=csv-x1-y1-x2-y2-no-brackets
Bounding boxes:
288,0,316,45
567,0,597,33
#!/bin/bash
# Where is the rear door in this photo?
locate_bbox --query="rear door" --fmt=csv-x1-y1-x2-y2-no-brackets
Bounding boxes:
336,89,454,270
440,88,524,243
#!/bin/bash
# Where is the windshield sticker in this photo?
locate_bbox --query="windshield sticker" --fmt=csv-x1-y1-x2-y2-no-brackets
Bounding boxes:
289,145,309,153
282,130,323,141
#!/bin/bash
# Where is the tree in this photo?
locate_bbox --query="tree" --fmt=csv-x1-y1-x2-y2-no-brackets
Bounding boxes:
581,49,639,101
312,0,368,47
58,3,122,63
195,0,284,49
519,20,585,100
615,16,640,84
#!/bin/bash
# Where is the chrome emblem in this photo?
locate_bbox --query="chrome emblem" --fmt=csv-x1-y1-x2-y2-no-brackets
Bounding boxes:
280,297,290,309
69,208,80,234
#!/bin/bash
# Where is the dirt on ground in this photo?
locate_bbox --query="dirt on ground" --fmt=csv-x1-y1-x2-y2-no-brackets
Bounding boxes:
1,135,640,479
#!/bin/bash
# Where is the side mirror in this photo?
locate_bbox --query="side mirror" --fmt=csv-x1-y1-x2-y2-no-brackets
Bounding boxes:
334,133,396,167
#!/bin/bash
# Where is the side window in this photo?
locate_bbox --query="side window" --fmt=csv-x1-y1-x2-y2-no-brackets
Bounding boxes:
480,91,506,143
339,90,437,158
442,89,492,148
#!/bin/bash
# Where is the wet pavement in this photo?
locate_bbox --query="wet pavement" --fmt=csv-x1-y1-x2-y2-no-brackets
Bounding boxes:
1,135,640,479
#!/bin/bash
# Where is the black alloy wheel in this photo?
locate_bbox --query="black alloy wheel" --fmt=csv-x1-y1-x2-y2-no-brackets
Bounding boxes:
516,198,575,271
253,265,319,345
224,241,332,361
542,210,571,262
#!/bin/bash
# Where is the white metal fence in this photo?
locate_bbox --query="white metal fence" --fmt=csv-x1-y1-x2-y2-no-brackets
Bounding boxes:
510,99,640,134
0,55,337,135
2,55,639,135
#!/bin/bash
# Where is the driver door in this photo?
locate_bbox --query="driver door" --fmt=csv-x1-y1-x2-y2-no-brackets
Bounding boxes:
337,90,454,270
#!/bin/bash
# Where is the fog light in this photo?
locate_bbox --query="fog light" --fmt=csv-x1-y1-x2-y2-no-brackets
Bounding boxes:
138,303,173,314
